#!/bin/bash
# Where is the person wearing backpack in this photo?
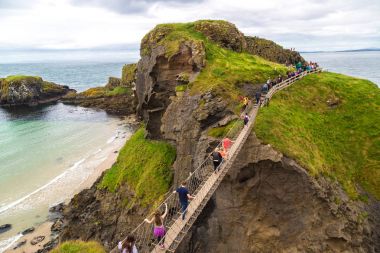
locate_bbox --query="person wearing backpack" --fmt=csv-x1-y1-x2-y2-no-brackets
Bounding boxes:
211,148,223,172
144,203,168,249
243,113,250,126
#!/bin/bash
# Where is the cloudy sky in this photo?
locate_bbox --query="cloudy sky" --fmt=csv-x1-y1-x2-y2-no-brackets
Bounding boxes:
0,0,379,53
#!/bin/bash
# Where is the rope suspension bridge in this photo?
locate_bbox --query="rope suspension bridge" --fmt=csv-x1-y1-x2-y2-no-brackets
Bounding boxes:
111,68,322,253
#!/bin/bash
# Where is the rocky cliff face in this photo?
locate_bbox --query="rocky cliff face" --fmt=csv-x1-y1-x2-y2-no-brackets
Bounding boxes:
0,76,71,106
60,168,147,250
136,27,206,138
177,133,380,253
245,36,305,65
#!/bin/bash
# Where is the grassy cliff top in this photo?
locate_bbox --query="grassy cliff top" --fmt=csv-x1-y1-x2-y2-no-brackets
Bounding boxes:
1,75,42,83
142,20,288,104
78,86,131,98
51,240,105,253
255,72,380,199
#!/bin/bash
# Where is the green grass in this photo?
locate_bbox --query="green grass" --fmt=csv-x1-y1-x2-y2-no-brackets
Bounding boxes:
255,72,380,199
106,86,131,96
175,85,188,92
141,21,288,109
80,86,130,98
3,75,42,82
99,128,176,206
51,241,106,253
190,39,287,100
41,81,66,93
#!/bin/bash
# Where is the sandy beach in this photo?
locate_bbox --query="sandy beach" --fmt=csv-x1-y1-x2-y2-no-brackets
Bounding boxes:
4,131,129,253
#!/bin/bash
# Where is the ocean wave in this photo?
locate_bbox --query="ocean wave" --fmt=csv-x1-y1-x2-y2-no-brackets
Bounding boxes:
106,135,117,144
93,148,102,155
0,159,85,215
0,233,22,252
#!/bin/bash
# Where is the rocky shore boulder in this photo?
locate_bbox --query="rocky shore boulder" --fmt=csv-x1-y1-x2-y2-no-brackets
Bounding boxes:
62,69,137,115
0,75,71,106
0,224,11,234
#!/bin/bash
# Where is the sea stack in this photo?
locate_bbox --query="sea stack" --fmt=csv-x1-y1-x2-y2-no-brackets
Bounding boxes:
0,75,72,106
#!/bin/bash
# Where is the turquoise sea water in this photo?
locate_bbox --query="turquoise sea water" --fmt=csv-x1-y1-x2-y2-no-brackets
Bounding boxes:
0,62,126,92
0,58,133,251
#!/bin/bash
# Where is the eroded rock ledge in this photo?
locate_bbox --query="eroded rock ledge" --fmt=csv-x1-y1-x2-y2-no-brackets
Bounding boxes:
177,133,380,253
62,64,137,115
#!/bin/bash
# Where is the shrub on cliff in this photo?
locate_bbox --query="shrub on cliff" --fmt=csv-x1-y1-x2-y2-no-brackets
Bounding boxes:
255,72,380,199
99,127,176,206
51,240,106,253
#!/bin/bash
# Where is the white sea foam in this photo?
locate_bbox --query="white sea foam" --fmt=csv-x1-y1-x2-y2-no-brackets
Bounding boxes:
0,159,85,215
93,148,102,155
0,233,22,252
106,135,117,144
0,126,129,252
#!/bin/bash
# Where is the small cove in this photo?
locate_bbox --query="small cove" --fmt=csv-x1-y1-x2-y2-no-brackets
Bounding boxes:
0,60,132,251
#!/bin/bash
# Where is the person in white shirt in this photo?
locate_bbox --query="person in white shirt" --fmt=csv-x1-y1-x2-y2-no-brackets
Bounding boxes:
118,235,138,253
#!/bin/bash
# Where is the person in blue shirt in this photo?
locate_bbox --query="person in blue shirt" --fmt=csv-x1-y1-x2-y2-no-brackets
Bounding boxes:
173,181,195,220
255,92,261,105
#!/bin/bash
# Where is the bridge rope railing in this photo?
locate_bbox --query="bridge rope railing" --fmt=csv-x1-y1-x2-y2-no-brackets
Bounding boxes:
111,102,250,253
112,68,322,253
262,68,322,107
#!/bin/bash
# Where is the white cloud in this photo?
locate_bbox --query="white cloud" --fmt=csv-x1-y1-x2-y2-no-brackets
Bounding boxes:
0,0,379,52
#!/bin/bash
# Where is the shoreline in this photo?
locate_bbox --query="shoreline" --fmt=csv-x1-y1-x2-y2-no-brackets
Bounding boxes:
4,125,131,253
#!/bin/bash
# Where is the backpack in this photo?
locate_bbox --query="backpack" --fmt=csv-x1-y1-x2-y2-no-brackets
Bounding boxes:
212,152,222,162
